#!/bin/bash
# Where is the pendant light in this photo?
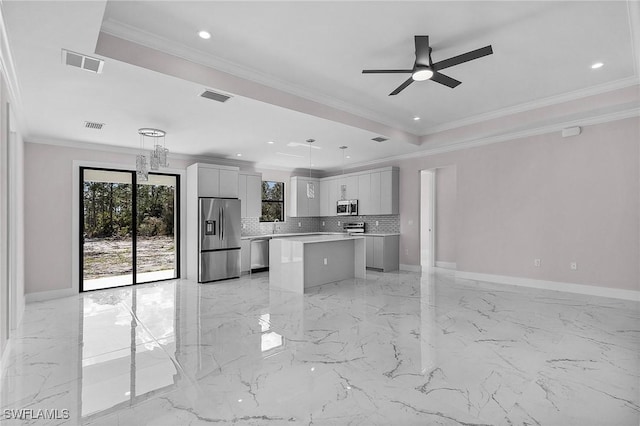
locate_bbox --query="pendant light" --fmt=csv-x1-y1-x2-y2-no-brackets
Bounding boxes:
306,138,315,199
137,128,169,180
339,146,348,200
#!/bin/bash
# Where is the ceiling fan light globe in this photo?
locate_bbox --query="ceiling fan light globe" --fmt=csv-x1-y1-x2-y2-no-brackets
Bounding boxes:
412,68,433,81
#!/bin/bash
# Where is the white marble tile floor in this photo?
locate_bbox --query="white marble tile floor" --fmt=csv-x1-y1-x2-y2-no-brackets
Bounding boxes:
1,270,638,425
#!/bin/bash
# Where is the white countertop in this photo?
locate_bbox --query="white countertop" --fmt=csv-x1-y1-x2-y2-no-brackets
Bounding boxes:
241,232,343,240
271,234,365,244
362,233,400,236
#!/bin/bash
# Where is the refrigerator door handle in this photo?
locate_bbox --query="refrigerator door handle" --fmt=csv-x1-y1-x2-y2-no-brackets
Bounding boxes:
221,208,224,240
218,207,222,240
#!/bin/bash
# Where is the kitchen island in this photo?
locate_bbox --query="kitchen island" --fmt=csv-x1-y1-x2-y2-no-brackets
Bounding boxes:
269,234,366,293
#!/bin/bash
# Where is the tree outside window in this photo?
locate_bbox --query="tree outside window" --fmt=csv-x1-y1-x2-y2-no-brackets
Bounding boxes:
261,181,284,222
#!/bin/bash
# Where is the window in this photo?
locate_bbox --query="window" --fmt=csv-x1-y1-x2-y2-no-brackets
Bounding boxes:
260,181,284,222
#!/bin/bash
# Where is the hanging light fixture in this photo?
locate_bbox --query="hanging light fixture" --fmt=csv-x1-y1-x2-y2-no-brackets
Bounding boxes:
137,128,169,179
306,138,315,199
339,146,348,200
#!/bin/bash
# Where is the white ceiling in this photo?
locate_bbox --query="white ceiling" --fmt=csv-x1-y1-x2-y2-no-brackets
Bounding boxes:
3,1,639,172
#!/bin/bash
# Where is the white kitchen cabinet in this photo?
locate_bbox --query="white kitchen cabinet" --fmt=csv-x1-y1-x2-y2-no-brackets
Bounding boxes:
187,163,239,198
327,178,338,215
365,235,399,272
380,169,399,214
370,171,381,214
319,179,331,217
238,171,262,218
240,240,251,273
336,175,358,201
357,173,371,215
289,176,320,217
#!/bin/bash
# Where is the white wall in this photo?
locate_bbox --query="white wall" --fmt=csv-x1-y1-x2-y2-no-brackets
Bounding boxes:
435,165,456,264
393,116,639,292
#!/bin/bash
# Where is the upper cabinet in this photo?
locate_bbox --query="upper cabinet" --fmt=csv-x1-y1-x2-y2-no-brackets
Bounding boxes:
187,163,239,198
289,167,398,217
238,171,262,218
289,176,320,217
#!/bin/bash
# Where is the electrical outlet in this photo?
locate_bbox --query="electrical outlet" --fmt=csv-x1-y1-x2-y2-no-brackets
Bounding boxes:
323,258,327,265
298,222,301,227
375,221,379,226
534,259,541,267
337,221,341,226
322,221,325,226
242,223,246,230
570,262,577,271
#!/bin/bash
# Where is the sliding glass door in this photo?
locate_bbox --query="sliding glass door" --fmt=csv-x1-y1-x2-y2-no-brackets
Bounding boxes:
80,168,179,292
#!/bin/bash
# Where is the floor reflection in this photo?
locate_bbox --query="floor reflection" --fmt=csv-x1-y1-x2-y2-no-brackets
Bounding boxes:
81,283,178,420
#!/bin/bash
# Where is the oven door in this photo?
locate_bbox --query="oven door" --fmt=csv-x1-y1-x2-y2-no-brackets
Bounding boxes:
337,201,350,216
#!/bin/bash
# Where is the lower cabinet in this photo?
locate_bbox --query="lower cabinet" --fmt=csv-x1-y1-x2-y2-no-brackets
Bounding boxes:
365,235,399,272
241,240,251,273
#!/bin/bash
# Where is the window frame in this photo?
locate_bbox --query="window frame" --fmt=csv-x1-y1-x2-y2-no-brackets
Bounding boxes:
260,180,285,223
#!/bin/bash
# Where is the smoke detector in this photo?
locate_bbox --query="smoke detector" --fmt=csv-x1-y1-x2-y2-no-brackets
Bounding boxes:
62,49,104,74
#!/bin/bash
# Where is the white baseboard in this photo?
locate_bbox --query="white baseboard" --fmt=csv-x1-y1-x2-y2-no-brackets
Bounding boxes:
435,261,457,270
1,338,13,379
26,287,78,303
400,264,422,273
455,271,640,302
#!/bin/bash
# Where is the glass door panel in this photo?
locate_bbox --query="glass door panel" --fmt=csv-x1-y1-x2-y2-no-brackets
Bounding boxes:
82,169,134,291
136,174,178,284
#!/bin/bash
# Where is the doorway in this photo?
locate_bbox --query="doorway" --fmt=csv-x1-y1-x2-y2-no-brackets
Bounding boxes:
80,167,180,291
420,169,435,270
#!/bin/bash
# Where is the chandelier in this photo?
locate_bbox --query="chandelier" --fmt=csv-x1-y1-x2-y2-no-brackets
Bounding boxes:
136,128,169,181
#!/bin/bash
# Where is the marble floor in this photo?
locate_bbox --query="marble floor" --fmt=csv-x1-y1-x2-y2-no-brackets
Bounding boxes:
1,270,638,425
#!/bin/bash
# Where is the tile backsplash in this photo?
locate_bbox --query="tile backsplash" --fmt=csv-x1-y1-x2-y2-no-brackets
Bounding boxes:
241,215,399,235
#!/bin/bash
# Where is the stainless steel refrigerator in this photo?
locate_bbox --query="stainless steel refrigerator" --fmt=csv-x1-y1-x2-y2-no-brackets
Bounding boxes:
198,198,241,282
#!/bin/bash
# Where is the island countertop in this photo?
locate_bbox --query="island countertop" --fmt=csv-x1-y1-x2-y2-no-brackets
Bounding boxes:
271,234,364,244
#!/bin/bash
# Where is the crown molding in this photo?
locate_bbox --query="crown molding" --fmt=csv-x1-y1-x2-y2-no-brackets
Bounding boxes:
421,77,640,136
100,19,410,135
323,105,640,173
25,135,311,174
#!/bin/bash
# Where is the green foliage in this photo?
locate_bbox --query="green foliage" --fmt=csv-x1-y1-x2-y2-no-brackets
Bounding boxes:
83,178,175,239
260,181,284,222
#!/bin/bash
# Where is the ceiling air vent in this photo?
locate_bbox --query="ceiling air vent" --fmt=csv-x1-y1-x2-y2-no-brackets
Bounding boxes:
200,89,232,103
62,49,104,74
371,136,388,143
84,121,104,130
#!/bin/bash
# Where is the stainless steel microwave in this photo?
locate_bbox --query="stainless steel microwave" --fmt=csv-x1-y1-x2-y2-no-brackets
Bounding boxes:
337,199,358,216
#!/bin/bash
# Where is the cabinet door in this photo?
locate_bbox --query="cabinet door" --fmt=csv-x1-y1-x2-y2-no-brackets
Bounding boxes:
365,236,374,268
357,174,371,215
308,179,320,216
320,180,330,217
380,170,398,214
295,178,309,217
246,175,262,218
238,174,247,217
219,169,239,198
373,236,384,269
240,240,251,273
328,179,338,216
198,167,220,197
370,172,381,214
346,176,358,200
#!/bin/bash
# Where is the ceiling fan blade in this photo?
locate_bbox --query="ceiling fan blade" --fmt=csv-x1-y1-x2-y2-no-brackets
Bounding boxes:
433,45,493,71
389,77,414,96
414,35,430,66
362,69,414,74
431,72,462,88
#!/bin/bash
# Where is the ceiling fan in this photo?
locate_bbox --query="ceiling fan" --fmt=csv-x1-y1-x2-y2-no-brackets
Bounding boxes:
362,35,493,96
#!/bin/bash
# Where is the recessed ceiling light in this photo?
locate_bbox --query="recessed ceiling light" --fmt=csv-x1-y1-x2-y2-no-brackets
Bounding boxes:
236,153,242,157
591,62,604,69
198,30,211,40
267,141,275,144
413,116,420,121
346,155,351,159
